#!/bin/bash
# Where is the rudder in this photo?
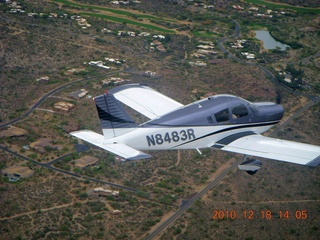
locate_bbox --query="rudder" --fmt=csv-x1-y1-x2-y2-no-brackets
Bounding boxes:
95,91,137,139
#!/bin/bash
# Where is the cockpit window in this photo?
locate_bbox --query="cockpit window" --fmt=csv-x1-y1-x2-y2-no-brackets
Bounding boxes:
248,103,259,114
231,104,248,119
215,108,230,123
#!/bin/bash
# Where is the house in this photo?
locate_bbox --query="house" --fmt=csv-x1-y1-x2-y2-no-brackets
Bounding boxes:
144,71,156,77
1,166,34,181
102,77,126,85
120,1,129,5
94,187,120,197
36,76,50,83
118,31,136,36
30,138,63,154
63,123,79,133
197,49,217,55
284,73,293,83
138,32,150,37
76,18,91,27
54,102,75,112
65,68,86,75
153,35,165,40
189,61,206,67
75,156,99,169
241,52,255,59
191,53,206,58
111,209,121,215
49,13,57,18
197,45,214,50
157,45,166,52
88,61,110,69
101,28,113,33
232,5,244,10
153,40,161,45
266,9,272,14
69,89,88,100
194,61,207,66
0,125,28,137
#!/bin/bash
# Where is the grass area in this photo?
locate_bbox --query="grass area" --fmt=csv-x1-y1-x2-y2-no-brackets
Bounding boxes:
244,0,320,13
51,0,176,22
80,12,175,33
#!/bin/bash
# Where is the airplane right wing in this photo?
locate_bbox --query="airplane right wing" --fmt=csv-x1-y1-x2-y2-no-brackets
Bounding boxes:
212,132,320,166
109,84,183,120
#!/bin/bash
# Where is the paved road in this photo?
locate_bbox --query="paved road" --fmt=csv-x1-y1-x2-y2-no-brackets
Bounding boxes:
0,71,122,129
144,97,320,239
0,145,138,192
269,97,320,137
144,17,320,239
145,158,243,240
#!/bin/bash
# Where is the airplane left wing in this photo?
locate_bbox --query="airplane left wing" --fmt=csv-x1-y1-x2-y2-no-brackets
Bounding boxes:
212,132,320,166
109,84,183,119
71,130,151,160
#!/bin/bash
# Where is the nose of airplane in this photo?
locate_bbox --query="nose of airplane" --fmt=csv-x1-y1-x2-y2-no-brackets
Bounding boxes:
254,102,284,122
264,103,284,122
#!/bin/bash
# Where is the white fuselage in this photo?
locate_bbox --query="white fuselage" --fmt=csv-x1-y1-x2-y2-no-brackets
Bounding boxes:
106,122,275,151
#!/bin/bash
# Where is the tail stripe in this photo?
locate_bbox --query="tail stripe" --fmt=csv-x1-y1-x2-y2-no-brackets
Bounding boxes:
95,93,137,138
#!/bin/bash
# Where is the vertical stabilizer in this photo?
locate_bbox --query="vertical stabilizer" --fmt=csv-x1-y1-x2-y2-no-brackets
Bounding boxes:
95,92,137,139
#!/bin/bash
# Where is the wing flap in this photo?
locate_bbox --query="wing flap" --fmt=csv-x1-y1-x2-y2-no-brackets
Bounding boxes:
213,134,320,166
109,84,183,119
70,130,151,160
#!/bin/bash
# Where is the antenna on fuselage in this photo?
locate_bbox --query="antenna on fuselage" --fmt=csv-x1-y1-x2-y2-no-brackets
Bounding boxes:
190,95,202,108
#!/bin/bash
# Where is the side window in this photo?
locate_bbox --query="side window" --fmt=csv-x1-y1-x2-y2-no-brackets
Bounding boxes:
231,104,248,119
214,108,230,123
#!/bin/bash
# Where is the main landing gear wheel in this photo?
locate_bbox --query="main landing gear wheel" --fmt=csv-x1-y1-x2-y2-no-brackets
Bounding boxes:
238,155,262,175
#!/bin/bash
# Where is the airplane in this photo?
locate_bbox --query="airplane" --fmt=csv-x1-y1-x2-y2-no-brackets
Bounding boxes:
71,83,320,174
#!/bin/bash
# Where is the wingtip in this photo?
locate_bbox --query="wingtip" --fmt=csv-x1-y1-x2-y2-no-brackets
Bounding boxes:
306,155,320,167
127,153,152,161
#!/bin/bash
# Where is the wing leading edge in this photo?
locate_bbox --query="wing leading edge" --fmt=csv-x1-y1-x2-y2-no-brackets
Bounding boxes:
70,130,151,160
109,84,183,119
212,132,320,166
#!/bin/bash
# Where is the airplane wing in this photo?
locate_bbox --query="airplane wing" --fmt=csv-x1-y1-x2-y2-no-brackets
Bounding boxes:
109,84,183,119
70,130,151,160
212,132,320,166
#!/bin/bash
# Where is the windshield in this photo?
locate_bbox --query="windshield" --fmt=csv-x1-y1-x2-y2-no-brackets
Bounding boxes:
248,103,259,114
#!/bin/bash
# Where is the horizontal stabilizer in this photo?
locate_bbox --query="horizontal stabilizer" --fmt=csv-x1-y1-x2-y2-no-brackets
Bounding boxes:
70,130,151,160
109,84,183,119
213,133,320,166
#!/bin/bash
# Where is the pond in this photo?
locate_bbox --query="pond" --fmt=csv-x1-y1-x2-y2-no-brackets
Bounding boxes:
255,30,290,51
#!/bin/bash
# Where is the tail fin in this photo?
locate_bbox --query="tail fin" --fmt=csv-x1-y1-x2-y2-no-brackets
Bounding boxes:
95,91,137,139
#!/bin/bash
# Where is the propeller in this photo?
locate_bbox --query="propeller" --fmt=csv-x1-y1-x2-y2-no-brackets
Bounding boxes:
276,90,282,104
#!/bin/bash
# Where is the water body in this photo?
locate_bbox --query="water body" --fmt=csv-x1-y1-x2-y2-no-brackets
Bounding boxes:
255,30,290,51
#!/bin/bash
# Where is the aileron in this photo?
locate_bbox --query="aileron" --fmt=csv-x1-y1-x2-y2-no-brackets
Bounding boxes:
215,134,320,166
